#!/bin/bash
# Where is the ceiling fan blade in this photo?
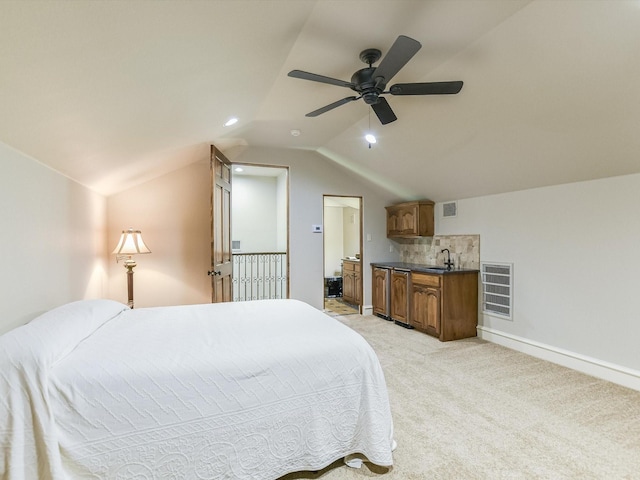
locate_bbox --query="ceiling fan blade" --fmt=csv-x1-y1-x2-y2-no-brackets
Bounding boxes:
288,70,355,89
371,97,397,125
306,96,359,117
373,35,422,88
389,81,463,95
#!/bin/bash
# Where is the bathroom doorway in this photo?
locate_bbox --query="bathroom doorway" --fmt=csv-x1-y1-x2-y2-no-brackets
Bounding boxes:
323,195,363,316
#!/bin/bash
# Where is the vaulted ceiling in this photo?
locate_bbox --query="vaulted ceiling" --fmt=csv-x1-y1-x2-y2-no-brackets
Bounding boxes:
2,1,640,200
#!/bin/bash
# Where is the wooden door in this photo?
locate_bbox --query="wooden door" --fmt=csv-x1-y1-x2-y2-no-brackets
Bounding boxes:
209,145,233,302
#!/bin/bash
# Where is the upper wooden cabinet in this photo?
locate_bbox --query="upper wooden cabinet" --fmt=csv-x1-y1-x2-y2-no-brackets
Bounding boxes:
386,200,434,238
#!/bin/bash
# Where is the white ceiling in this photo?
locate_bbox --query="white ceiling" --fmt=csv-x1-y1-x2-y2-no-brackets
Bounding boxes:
2,1,640,200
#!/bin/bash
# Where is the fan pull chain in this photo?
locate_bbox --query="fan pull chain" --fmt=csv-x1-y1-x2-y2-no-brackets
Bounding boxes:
368,110,372,149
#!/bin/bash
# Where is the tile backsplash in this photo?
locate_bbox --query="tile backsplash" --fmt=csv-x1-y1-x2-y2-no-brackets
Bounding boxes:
395,234,480,270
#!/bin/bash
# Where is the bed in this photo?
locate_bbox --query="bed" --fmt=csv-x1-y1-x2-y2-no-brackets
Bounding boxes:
0,298,394,479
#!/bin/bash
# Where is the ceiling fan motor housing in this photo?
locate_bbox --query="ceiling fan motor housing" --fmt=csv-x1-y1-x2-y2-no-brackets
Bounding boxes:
351,67,384,104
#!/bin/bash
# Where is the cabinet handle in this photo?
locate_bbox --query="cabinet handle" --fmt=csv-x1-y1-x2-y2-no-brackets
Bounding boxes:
207,270,222,276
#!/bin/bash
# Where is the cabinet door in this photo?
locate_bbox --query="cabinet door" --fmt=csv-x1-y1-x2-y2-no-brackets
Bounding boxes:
386,207,401,235
372,268,388,316
343,272,354,304
398,205,418,234
390,271,409,323
412,285,441,336
387,205,418,236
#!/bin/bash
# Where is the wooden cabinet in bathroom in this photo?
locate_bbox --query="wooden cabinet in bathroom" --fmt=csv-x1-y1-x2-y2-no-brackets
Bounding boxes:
386,200,434,238
342,259,361,306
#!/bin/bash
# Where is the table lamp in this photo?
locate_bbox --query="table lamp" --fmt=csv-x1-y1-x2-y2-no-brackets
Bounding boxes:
113,228,151,308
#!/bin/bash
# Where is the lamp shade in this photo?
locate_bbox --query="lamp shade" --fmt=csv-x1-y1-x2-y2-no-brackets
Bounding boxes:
112,228,151,255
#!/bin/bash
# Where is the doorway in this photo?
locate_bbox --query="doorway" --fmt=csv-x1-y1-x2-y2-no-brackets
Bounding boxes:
323,195,363,316
231,163,289,301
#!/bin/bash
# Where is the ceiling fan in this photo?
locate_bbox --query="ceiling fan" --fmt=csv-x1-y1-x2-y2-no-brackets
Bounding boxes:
288,35,463,125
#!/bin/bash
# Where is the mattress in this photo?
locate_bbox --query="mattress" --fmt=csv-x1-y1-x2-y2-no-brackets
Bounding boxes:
0,298,394,479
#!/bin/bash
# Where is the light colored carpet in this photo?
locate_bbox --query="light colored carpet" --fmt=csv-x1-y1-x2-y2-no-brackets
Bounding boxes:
280,314,640,479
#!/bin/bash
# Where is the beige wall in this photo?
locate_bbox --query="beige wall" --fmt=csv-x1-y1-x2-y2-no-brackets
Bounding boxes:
323,206,344,277
342,206,360,259
436,172,640,385
106,146,397,311
0,141,108,334
232,175,279,252
107,158,211,308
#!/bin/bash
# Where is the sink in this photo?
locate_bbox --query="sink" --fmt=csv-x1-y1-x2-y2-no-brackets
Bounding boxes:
421,266,448,272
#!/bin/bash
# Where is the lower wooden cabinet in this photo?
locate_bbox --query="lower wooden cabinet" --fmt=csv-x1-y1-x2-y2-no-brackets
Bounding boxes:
411,283,441,336
411,271,478,341
372,267,389,318
371,263,478,341
390,270,410,325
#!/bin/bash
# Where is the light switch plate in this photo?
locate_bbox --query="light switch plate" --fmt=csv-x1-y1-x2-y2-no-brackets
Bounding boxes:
312,224,323,233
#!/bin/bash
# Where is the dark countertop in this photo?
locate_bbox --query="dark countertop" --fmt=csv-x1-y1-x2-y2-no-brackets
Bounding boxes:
370,261,479,274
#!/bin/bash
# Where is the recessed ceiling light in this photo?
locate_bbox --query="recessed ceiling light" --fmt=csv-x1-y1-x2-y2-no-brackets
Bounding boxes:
234,167,244,172
365,133,377,144
224,117,239,127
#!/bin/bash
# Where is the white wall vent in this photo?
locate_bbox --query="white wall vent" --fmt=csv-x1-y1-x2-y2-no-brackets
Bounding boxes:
442,201,457,218
481,262,513,320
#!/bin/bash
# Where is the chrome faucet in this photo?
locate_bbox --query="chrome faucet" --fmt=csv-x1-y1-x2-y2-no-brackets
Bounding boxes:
441,248,454,270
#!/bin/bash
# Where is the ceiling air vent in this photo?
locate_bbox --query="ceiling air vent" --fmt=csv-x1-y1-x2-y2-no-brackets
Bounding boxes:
481,262,513,320
442,201,457,218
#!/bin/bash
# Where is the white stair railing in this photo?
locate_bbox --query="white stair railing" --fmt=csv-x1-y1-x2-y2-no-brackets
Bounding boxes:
232,252,287,302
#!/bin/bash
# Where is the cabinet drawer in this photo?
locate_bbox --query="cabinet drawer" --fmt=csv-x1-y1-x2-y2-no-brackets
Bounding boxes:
412,272,441,288
343,261,360,272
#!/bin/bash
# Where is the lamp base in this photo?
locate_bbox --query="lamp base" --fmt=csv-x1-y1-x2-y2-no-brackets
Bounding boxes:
124,261,137,309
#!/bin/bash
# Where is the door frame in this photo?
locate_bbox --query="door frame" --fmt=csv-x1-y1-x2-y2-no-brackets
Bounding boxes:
322,195,364,313
230,162,290,300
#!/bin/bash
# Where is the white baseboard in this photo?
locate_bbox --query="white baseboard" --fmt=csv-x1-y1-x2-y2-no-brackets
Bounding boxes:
362,305,373,316
477,326,640,392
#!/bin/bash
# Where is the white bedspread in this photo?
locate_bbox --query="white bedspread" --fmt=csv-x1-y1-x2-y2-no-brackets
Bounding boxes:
1,299,394,479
